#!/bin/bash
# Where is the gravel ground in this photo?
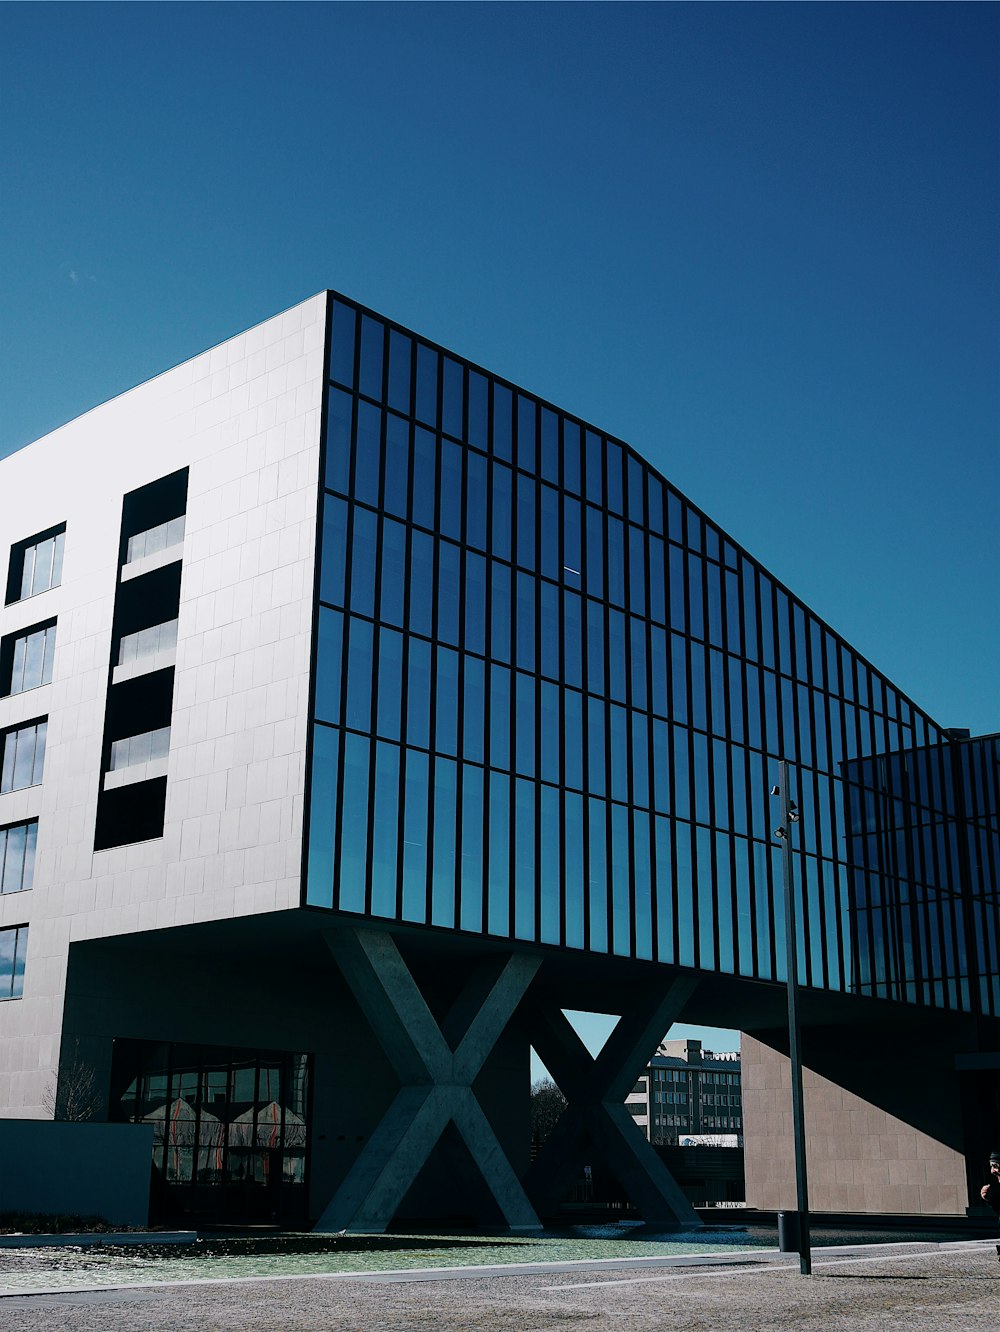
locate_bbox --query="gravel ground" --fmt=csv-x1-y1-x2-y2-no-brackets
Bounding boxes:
0,1243,997,1331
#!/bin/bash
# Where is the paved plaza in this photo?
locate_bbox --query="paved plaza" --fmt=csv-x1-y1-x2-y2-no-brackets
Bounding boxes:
0,1238,998,1330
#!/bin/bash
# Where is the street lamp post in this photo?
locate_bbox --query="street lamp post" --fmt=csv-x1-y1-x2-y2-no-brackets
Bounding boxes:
772,760,811,1276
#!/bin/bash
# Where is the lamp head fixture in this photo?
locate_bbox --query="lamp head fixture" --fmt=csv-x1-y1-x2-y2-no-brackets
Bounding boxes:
770,785,781,797
774,826,787,840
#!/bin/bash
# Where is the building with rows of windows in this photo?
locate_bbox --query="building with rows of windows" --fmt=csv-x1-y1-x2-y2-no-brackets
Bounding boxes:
0,291,997,1227
626,1040,743,1145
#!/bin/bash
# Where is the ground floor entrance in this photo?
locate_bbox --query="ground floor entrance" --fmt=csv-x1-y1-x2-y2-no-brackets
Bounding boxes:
111,1038,311,1225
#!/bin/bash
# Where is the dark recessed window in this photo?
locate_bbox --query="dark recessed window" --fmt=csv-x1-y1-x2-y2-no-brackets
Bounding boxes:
6,526,65,605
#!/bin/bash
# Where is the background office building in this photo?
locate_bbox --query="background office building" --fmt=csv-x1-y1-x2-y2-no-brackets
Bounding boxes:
626,1040,742,1146
1,292,997,1227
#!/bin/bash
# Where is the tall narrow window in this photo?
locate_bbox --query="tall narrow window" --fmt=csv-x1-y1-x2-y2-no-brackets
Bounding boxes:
0,925,28,999
0,821,38,895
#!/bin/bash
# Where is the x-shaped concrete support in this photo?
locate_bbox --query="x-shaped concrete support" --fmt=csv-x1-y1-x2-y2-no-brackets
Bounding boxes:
526,975,701,1227
315,927,542,1233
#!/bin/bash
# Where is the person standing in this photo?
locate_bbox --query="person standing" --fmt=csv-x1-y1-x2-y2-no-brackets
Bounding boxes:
981,1151,1000,1217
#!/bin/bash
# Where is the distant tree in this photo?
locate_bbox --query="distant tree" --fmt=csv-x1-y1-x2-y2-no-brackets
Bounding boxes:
42,1039,102,1122
530,1078,567,1145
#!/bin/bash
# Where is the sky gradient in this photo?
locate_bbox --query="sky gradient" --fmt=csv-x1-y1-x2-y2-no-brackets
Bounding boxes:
2,3,997,1053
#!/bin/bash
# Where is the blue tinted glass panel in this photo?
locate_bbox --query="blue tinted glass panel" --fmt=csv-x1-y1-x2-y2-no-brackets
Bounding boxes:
383,415,409,520
540,486,559,580
630,617,647,711
648,474,664,535
650,627,668,718
671,634,688,725
585,506,604,600
409,531,434,637
320,497,348,607
606,441,623,514
359,315,384,400
608,610,627,704
607,517,625,608
633,809,653,960
376,627,403,741
516,573,536,673
516,474,536,570
464,552,486,655
460,765,484,932
515,672,535,778
440,440,463,542
431,757,458,927
466,452,487,551
652,718,670,813
687,554,704,642
673,727,691,821
492,384,512,461
338,732,370,913
540,408,559,484
488,771,510,935
468,371,488,451
584,431,603,506
631,711,649,809
563,495,582,585
345,617,374,731
541,681,560,785
329,300,356,388
627,456,645,527
371,741,400,918
668,544,686,634
354,401,381,508
514,778,535,940
491,462,512,561
315,608,343,725
516,395,536,473
609,705,628,803
564,688,583,790
564,790,585,948
463,656,485,763
586,599,605,697
540,583,559,681
380,518,406,627
350,507,378,618
588,797,608,952
563,421,581,495
628,526,646,617
401,749,429,922
442,358,463,438
490,562,511,663
412,428,437,529
406,638,431,749
388,329,412,413
611,803,631,955
587,696,606,797
563,589,582,689
435,647,459,756
655,814,674,962
490,664,511,770
416,343,438,427
675,822,695,967
437,541,461,646
306,724,340,907
540,785,561,945
324,388,353,494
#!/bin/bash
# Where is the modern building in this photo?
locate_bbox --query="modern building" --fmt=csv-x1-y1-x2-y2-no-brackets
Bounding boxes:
626,1039,742,1145
0,291,997,1228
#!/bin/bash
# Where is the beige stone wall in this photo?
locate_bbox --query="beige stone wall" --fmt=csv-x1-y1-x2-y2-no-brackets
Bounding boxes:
742,1034,969,1214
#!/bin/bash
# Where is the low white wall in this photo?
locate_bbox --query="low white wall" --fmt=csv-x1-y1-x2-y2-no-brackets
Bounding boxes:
0,1121,153,1226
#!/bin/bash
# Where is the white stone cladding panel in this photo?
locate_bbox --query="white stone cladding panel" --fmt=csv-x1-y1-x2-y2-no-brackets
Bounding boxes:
0,293,326,1113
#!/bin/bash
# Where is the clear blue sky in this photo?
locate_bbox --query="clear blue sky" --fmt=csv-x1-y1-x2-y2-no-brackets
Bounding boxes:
2,3,997,1056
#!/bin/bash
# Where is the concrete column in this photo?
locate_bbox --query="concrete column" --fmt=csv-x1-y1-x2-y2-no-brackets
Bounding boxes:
527,975,702,1227
314,928,541,1233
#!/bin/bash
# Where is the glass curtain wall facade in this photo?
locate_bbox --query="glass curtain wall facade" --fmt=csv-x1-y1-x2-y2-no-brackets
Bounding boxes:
848,733,1000,1016
304,293,996,1019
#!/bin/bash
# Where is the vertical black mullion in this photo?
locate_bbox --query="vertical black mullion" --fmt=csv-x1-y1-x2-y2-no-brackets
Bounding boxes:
532,420,543,943
556,414,568,948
